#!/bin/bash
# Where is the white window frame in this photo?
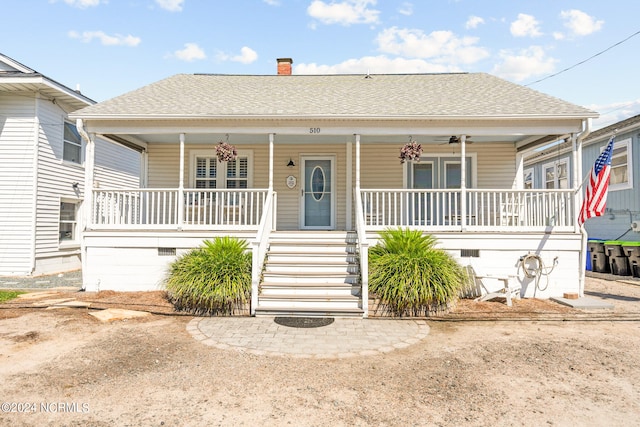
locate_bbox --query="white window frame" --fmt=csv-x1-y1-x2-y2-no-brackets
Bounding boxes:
58,198,80,247
189,149,253,188
403,153,477,188
606,138,632,191
408,161,435,189
523,167,534,189
62,121,83,165
542,157,569,189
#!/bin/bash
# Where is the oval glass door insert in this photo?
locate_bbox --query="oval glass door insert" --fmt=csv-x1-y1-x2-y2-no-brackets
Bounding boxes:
311,166,326,201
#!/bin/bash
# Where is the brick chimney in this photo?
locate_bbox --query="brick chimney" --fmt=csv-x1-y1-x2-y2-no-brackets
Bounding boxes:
277,58,293,75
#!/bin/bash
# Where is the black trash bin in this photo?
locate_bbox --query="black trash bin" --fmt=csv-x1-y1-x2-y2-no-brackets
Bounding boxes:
605,241,630,276
622,242,640,278
588,239,609,273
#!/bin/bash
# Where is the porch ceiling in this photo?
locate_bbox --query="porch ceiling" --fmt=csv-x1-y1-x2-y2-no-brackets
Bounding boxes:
105,132,536,146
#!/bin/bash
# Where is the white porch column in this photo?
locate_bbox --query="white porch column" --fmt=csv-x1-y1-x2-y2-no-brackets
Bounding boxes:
355,134,361,190
177,133,185,227
460,134,467,229
82,131,96,231
269,133,274,190
346,140,353,230
515,152,524,189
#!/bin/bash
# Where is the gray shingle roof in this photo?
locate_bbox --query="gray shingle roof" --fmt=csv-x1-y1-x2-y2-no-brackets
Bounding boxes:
72,72,597,119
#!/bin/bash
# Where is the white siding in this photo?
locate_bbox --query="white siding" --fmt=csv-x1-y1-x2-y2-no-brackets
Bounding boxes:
33,100,85,269
94,137,141,189
0,94,36,275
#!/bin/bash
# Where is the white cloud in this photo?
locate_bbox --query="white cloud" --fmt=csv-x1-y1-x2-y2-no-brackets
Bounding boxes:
398,2,413,16
68,30,141,47
295,55,457,74
560,9,604,37
510,13,542,37
492,46,557,82
307,0,380,26
552,32,565,40
589,99,640,130
155,0,184,12
56,0,103,8
376,27,490,65
263,0,280,5
465,16,485,30
217,47,258,64
172,43,206,61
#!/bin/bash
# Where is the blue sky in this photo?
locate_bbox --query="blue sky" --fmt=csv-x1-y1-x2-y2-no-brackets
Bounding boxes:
3,0,639,129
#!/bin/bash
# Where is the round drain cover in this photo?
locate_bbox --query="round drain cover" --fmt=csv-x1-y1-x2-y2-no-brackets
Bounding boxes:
274,317,334,328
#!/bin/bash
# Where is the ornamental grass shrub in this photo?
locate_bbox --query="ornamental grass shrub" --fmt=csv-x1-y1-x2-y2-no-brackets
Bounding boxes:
165,236,251,316
368,228,465,316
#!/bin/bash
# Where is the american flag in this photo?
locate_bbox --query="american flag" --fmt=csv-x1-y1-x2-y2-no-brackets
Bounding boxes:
578,136,615,226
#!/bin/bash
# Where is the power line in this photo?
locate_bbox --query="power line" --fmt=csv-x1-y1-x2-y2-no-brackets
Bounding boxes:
525,29,640,86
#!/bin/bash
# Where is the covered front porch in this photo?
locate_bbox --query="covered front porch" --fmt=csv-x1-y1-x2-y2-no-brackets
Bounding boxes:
79,129,587,317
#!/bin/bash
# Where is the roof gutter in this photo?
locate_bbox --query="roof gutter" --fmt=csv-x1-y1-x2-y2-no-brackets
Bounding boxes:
69,113,599,121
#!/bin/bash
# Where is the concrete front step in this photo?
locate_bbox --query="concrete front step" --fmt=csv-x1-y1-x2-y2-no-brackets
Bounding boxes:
260,282,360,296
259,231,363,317
254,306,364,318
261,272,359,284
258,294,361,309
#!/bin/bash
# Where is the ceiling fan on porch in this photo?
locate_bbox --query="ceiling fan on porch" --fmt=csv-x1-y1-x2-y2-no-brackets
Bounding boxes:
436,135,473,145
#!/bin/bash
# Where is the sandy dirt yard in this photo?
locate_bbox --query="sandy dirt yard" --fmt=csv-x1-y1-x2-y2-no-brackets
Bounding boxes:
0,276,639,427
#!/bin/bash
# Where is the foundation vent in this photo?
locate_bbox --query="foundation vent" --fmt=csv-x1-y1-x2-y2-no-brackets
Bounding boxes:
158,247,177,256
460,249,480,258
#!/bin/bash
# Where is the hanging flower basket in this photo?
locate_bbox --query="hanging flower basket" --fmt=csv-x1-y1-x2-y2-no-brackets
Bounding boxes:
215,141,237,162
399,141,422,163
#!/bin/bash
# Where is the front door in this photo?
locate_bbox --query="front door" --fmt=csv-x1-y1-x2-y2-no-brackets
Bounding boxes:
301,156,335,229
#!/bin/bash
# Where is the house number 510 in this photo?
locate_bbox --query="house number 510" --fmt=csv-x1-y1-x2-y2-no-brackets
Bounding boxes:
309,128,321,134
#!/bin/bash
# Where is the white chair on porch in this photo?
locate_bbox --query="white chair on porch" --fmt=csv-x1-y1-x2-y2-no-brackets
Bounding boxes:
464,265,521,307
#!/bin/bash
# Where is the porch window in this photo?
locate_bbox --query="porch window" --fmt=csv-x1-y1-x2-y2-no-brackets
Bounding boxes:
195,157,217,188
59,200,79,244
523,168,534,189
409,162,434,189
543,158,569,189
226,157,248,189
608,138,632,191
63,122,82,164
192,151,252,189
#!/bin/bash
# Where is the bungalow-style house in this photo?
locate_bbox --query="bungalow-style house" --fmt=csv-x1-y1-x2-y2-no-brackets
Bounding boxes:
525,113,640,243
0,53,141,276
70,58,598,317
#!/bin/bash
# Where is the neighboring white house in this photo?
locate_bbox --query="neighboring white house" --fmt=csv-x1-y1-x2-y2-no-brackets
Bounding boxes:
71,58,598,317
0,53,142,276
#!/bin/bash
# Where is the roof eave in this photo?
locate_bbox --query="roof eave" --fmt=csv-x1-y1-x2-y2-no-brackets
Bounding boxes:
70,113,599,121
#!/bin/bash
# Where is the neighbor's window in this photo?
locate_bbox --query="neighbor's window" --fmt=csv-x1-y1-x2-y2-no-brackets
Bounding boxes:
63,122,82,164
523,168,534,189
608,138,632,191
59,201,79,243
543,158,569,189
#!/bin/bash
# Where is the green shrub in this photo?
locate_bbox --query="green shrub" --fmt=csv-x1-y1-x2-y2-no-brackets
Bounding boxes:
368,228,464,316
165,237,252,315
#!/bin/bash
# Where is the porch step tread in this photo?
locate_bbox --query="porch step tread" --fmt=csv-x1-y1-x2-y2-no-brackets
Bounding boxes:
263,271,359,277
259,294,360,301
261,281,358,287
254,307,364,318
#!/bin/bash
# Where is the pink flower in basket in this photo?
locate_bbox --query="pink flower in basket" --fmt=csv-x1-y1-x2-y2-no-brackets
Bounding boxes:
216,141,237,162
399,141,422,163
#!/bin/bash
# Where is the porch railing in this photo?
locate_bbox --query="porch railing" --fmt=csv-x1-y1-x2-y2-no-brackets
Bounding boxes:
90,188,269,229
353,188,369,318
359,189,576,231
250,190,276,315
